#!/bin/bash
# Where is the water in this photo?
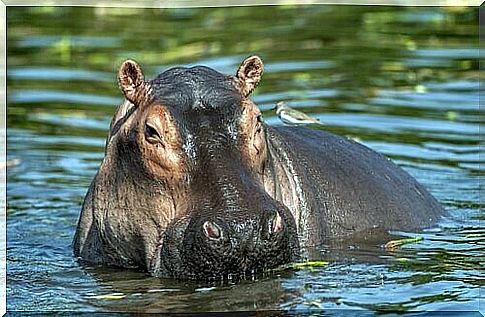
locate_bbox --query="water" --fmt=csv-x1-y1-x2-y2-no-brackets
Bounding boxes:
6,5,482,314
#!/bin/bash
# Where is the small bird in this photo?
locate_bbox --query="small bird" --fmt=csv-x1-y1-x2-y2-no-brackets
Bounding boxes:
274,101,322,126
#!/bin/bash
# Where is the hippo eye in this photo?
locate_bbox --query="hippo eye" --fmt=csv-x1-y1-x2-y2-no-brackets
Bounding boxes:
145,122,163,145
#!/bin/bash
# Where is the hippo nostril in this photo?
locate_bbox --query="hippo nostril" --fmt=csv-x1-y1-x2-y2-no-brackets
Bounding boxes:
271,212,284,234
203,221,223,240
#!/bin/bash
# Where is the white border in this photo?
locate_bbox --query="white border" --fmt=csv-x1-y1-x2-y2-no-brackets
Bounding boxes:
1,1,481,316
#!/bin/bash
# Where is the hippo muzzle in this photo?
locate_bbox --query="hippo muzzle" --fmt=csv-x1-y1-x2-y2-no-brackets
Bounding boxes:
151,175,300,279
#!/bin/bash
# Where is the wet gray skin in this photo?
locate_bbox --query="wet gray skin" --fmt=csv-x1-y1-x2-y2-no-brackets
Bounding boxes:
73,56,444,280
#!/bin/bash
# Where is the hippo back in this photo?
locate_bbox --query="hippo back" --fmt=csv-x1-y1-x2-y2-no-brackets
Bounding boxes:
265,126,444,248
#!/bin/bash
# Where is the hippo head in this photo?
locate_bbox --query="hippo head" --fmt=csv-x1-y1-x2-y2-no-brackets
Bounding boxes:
100,56,299,279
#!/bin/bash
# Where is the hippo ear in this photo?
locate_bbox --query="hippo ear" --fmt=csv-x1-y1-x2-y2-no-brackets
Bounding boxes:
118,59,150,105
236,55,264,97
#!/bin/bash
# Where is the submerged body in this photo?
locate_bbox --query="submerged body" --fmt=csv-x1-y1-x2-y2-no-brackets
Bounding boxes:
73,56,443,279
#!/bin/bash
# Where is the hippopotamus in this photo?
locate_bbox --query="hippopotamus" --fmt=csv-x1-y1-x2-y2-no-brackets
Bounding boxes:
73,56,444,279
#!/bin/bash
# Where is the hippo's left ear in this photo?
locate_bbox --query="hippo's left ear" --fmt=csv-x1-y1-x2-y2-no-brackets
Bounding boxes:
118,59,151,105
236,55,264,97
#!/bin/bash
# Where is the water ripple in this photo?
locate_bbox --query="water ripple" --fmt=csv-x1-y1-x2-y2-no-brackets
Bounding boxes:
9,67,113,82
10,90,121,106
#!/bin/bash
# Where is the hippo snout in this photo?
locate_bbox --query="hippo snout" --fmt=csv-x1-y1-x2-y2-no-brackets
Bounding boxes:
153,206,299,279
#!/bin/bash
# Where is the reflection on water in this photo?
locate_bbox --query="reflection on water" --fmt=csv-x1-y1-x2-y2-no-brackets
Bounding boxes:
6,5,481,314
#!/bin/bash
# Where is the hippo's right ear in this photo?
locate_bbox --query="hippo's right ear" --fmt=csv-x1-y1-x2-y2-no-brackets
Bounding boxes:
118,59,151,105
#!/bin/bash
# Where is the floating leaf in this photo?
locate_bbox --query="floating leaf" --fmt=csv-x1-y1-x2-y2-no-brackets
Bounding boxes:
385,237,424,250
292,261,329,269
271,261,329,273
